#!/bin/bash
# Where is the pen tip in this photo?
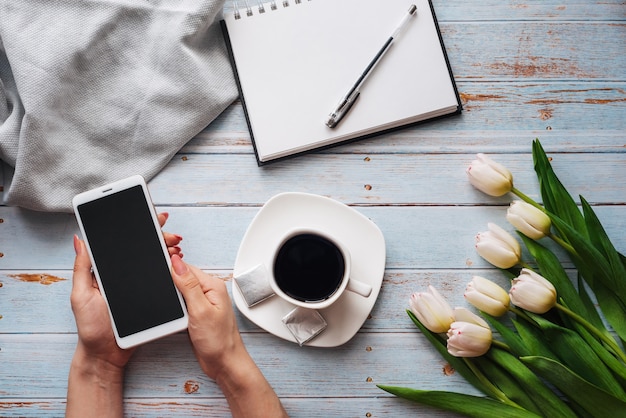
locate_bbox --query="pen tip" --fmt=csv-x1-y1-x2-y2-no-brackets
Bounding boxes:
408,4,417,15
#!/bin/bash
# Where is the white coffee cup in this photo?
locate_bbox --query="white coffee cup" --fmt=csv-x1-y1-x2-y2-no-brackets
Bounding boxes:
269,227,372,310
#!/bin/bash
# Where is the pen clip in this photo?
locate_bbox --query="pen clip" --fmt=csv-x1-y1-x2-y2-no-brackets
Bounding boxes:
325,91,361,128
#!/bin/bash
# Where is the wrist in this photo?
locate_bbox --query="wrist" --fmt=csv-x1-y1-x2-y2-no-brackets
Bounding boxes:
213,343,259,392
66,342,126,418
71,342,126,384
211,342,288,417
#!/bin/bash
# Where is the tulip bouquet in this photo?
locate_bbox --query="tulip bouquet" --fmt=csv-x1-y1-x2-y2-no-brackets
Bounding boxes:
378,140,626,417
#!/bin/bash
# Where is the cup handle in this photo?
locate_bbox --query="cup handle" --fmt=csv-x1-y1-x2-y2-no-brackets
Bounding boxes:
346,278,372,298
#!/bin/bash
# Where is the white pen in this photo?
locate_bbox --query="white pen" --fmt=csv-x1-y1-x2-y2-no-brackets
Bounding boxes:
325,4,418,128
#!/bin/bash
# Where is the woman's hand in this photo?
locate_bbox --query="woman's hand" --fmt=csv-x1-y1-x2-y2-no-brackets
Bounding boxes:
71,234,135,368
66,212,184,418
170,256,288,417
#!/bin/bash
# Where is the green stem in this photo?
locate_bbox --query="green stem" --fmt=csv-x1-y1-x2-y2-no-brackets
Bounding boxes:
548,232,578,257
508,306,536,324
511,187,544,211
491,339,511,352
462,358,525,409
555,303,626,363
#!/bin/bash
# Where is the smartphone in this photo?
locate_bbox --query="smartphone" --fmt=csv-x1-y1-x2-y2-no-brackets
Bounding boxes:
72,175,188,349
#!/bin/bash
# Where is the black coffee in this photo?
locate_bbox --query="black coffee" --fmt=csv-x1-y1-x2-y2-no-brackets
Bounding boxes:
273,233,345,302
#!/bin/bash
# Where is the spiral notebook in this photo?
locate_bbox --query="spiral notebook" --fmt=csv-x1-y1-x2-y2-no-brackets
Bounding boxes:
221,0,461,164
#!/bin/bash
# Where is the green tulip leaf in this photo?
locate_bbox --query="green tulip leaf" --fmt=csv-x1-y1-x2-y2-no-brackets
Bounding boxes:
521,356,626,418
531,139,587,237
581,196,626,291
487,348,578,418
469,355,543,415
406,310,490,395
525,312,626,400
512,317,559,360
555,213,626,296
566,317,626,386
519,234,606,331
407,310,535,406
481,313,529,357
377,386,541,418
577,274,610,334
549,215,626,342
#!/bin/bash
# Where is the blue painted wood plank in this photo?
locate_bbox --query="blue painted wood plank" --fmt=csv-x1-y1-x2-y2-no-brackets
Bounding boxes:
193,83,626,152
0,268,513,334
0,333,479,399
1,206,624,270
222,0,626,21
147,153,626,206
0,398,458,417
0,3,624,416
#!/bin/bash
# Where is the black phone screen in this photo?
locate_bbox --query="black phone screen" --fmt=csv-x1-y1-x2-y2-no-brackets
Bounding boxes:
77,185,184,338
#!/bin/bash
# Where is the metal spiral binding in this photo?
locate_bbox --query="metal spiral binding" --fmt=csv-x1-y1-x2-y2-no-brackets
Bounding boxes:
233,0,309,19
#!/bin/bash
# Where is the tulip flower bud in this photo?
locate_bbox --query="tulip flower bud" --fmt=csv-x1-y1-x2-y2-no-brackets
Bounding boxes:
509,268,557,314
464,276,510,317
466,153,514,197
475,223,521,269
506,201,552,240
409,286,455,333
447,308,492,357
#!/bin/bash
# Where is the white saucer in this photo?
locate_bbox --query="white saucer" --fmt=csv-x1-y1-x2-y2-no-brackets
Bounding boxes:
233,192,386,347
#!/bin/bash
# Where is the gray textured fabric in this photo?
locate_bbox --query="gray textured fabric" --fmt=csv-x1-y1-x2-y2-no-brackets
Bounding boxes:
0,0,237,212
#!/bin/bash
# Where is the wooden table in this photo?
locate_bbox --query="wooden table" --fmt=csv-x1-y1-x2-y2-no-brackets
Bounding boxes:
1,1,624,416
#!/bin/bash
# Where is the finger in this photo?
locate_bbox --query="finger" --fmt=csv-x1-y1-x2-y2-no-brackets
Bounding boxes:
188,264,225,292
168,246,183,258
72,235,94,295
163,231,183,247
170,255,208,308
157,212,169,228
186,265,228,306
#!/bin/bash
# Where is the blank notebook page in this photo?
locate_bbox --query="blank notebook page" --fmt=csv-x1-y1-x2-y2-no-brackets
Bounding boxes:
223,0,460,162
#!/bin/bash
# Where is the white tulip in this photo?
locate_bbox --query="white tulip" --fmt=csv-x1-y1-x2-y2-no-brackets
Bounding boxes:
475,223,521,269
464,276,510,317
409,286,455,333
506,200,551,239
510,269,557,314
467,153,513,197
447,308,492,357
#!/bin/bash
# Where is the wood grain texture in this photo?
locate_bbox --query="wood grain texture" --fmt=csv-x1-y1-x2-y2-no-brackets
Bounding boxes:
0,398,460,417
1,1,625,416
1,206,624,270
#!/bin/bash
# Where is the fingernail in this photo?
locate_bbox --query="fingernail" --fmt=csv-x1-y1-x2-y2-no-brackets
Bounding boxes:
175,234,183,241
73,235,82,255
172,254,188,275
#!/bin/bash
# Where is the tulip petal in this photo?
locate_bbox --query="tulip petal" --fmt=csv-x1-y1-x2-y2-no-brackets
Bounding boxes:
453,307,490,328
472,276,510,302
409,287,454,333
447,321,492,357
475,240,520,269
487,223,521,257
465,290,508,317
467,154,514,197
509,269,557,314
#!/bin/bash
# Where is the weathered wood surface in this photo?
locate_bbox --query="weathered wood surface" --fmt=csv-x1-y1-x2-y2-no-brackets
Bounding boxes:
1,0,625,416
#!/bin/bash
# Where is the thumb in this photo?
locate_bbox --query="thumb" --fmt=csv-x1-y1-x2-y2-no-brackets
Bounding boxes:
72,235,94,295
171,255,207,309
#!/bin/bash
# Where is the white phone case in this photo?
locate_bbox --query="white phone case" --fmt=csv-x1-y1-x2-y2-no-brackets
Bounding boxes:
72,175,188,348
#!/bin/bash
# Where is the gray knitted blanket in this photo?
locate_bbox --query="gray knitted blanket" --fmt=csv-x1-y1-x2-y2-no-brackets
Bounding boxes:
0,0,237,212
